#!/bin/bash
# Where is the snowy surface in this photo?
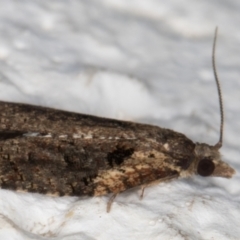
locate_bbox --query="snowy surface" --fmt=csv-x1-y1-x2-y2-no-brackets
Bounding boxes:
0,1,240,239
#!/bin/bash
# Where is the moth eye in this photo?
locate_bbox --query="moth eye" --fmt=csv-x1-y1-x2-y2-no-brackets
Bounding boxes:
197,159,215,177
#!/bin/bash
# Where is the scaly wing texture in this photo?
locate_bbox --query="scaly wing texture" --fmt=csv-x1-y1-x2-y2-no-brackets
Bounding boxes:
0,101,196,196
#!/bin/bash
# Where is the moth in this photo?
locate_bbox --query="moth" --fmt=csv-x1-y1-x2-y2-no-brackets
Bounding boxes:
0,28,235,212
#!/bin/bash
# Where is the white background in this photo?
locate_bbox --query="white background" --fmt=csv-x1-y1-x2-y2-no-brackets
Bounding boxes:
0,1,239,239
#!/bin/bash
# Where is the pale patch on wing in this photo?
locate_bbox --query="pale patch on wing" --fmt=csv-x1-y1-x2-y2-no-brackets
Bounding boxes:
73,133,93,139
163,143,170,151
93,169,126,196
23,132,52,138
23,132,39,137
59,134,68,138
42,133,52,138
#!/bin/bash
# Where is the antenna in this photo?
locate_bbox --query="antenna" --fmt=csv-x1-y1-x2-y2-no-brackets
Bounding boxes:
212,27,224,149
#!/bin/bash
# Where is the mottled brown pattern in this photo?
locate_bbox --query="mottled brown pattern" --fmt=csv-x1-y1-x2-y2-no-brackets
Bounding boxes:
0,101,235,197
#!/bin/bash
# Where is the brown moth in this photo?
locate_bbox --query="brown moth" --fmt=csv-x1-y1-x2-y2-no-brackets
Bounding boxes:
0,28,235,212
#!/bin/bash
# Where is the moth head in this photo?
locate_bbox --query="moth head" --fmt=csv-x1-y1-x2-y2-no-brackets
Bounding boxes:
194,143,235,178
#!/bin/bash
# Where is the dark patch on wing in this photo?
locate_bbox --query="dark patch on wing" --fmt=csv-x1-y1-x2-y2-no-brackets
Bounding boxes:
107,147,134,167
148,153,155,158
174,157,194,170
0,130,26,140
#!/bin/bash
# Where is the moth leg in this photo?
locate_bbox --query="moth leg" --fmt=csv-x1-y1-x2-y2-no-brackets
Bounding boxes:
107,193,118,213
140,185,146,199
140,174,178,199
140,180,161,199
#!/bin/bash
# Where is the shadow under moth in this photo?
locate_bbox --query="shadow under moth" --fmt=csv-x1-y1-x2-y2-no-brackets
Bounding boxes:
0,28,235,212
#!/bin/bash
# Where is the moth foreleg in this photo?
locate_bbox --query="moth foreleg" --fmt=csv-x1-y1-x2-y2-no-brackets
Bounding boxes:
107,193,118,213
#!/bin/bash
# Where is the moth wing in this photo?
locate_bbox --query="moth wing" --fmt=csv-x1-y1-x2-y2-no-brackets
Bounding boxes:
0,136,105,196
0,135,181,197
92,152,180,196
